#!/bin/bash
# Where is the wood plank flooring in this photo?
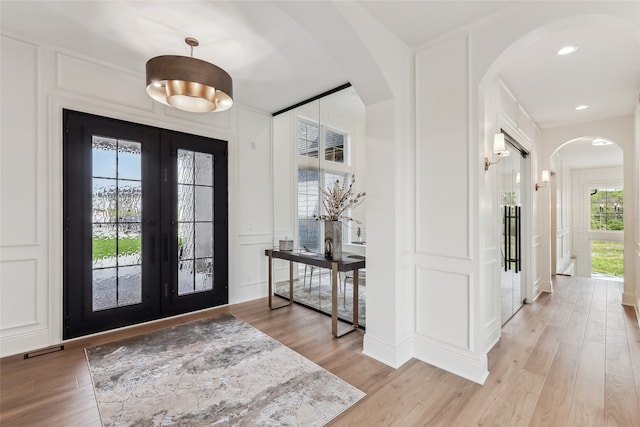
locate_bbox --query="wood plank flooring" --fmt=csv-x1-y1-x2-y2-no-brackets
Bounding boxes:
1,275,639,426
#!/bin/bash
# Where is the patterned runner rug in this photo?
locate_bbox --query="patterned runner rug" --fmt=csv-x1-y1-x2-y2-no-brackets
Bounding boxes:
85,313,365,426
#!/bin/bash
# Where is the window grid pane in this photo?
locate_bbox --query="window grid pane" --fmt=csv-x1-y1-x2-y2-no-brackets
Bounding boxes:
297,121,319,158
297,169,320,252
177,149,215,296
590,188,624,230
91,136,143,312
324,129,345,163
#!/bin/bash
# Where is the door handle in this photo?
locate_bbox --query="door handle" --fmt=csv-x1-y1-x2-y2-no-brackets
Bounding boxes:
150,236,156,264
516,206,521,273
164,234,169,263
503,206,509,272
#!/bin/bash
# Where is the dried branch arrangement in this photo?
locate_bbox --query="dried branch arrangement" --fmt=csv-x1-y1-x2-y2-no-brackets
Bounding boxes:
316,174,366,222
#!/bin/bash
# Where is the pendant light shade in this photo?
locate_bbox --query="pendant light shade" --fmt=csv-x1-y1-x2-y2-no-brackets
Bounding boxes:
146,38,233,113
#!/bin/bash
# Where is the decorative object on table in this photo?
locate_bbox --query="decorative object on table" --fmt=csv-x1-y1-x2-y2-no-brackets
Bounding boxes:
279,237,294,251
316,174,366,260
85,313,365,426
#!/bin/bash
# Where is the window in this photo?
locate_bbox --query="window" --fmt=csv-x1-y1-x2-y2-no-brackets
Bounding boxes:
296,119,351,249
91,136,142,311
324,129,345,163
297,121,319,158
297,169,320,251
590,188,623,230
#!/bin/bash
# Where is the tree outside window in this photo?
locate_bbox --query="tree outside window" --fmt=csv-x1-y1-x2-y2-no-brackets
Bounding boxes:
590,188,623,230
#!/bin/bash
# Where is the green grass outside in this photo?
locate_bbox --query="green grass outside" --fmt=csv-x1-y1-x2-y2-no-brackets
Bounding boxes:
591,240,624,277
93,236,141,260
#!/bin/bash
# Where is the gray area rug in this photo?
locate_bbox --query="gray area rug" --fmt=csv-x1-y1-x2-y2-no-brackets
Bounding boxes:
85,314,365,426
275,274,365,327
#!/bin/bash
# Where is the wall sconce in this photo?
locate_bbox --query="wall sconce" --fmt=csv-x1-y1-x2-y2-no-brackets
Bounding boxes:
484,133,510,171
535,169,550,191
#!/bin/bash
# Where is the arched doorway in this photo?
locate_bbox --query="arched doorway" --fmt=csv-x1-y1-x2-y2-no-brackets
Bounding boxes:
551,137,624,281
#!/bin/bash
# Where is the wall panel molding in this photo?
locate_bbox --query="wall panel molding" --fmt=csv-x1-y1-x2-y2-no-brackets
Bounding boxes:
362,334,413,369
415,34,470,259
1,259,38,330
413,334,488,385
1,36,39,247
415,267,470,351
57,52,153,112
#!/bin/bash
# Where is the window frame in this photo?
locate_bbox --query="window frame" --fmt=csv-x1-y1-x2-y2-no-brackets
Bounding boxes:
295,117,353,252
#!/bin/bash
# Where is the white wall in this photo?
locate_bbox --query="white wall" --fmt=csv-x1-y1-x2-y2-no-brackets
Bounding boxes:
550,156,573,275
333,1,416,369
634,97,640,321
0,34,272,357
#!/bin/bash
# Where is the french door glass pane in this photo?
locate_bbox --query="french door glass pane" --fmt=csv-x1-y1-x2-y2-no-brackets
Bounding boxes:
177,149,214,295
91,136,143,311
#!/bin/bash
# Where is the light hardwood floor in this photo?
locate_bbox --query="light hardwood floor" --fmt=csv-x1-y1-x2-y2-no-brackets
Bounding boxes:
1,275,639,426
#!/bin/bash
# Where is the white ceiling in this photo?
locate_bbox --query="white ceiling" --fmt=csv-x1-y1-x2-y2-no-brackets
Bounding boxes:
2,1,638,169
555,137,623,170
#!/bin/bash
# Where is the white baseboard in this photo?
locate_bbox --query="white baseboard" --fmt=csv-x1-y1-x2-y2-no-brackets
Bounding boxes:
621,291,636,307
0,327,51,358
483,321,501,353
413,334,489,385
362,333,413,369
539,279,553,293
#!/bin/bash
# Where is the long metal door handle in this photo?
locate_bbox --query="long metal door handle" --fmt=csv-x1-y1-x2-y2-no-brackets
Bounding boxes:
516,206,521,273
503,207,508,272
150,236,156,264
164,234,169,263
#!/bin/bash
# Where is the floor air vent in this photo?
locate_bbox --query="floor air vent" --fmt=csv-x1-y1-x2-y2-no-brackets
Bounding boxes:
23,345,64,359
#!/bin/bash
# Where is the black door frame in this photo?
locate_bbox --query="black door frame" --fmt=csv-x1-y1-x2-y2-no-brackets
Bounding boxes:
63,109,228,339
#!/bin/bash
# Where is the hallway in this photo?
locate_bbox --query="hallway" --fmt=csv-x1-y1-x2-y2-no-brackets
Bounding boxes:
481,275,640,425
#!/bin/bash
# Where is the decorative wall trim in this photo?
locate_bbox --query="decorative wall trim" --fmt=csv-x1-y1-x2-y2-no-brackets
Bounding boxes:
56,52,153,112
0,327,50,358
237,233,273,239
482,319,501,353
362,334,413,369
413,334,489,384
415,267,471,350
531,278,543,301
538,278,553,293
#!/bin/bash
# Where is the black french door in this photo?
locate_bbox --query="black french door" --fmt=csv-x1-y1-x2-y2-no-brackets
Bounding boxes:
63,110,227,339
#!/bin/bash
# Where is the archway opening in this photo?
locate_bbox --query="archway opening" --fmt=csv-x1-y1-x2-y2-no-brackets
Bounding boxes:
551,136,624,282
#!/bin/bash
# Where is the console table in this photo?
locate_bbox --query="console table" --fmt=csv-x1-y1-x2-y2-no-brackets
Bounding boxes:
264,249,365,337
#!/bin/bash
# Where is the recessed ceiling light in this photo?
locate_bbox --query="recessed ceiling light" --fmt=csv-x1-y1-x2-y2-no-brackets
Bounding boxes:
592,138,612,146
557,45,578,55
575,105,590,111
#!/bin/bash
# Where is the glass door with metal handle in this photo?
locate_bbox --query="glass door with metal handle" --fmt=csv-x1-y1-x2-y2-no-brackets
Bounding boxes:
503,205,521,273
64,110,228,339
499,135,527,326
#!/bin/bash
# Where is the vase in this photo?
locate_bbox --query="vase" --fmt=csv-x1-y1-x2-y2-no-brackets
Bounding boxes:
324,220,342,260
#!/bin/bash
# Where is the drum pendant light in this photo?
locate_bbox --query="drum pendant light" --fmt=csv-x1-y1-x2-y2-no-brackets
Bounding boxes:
146,37,233,113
